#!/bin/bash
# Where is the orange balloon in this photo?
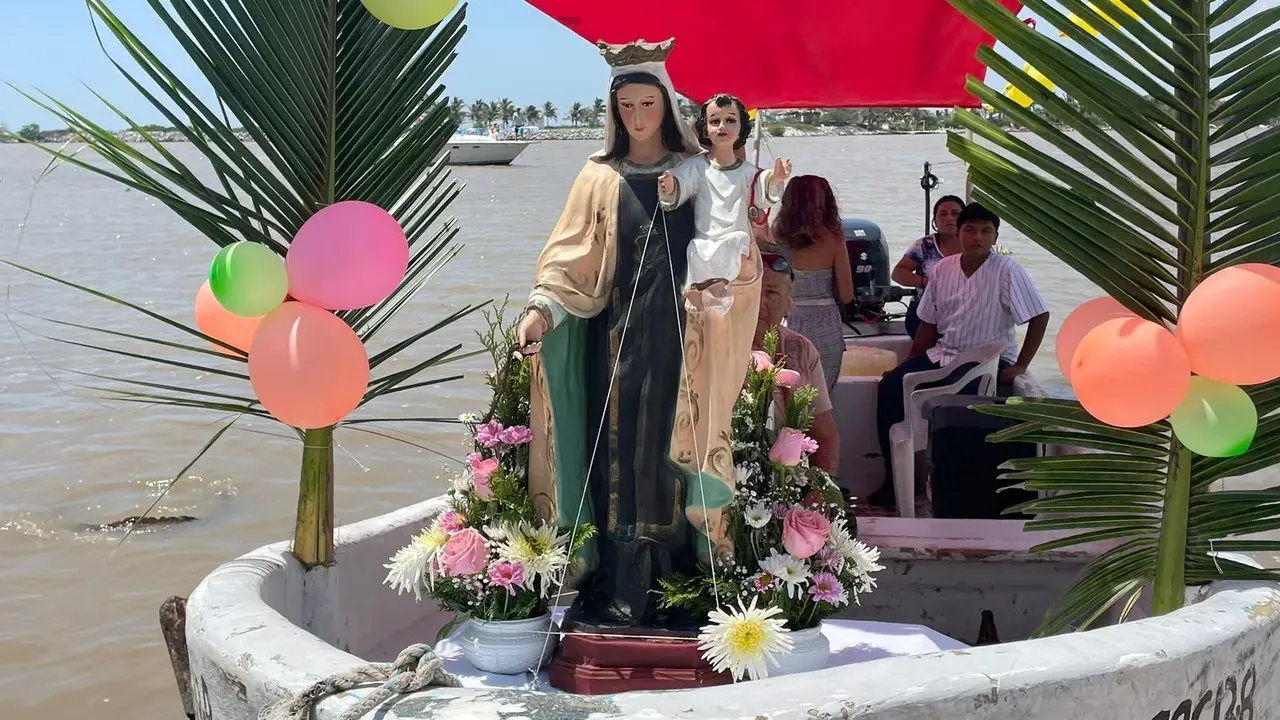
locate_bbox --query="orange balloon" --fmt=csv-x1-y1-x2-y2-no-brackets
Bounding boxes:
194,280,263,355
1177,263,1280,385
1055,296,1136,381
248,302,370,429
1071,317,1190,427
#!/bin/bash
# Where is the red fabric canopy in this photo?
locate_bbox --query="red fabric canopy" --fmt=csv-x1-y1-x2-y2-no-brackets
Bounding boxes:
525,0,1024,109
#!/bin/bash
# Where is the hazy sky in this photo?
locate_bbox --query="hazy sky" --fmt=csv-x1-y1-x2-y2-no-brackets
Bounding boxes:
0,0,1273,128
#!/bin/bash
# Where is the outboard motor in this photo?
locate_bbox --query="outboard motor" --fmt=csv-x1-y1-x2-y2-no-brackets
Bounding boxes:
840,217,914,326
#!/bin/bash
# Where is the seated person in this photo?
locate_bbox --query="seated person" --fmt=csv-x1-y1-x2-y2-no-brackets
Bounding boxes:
892,195,965,338
755,243,840,479
870,203,1049,509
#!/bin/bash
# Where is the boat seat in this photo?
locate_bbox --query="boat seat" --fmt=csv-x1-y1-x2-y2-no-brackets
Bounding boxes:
888,341,1004,518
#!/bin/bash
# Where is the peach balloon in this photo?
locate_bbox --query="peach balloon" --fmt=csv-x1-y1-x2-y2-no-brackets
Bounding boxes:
1055,296,1137,381
194,280,263,355
1177,263,1280,385
1070,317,1190,428
248,302,370,429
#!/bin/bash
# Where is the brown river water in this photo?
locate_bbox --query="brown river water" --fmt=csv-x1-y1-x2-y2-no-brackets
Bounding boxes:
0,134,1154,717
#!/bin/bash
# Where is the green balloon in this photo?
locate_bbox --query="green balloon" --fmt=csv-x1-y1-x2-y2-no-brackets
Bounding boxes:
1170,376,1257,457
208,242,288,318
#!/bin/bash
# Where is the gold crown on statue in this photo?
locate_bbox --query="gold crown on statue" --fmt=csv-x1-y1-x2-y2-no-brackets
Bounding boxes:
597,38,676,68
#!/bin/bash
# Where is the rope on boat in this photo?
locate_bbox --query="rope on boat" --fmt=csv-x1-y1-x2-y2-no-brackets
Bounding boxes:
257,644,461,720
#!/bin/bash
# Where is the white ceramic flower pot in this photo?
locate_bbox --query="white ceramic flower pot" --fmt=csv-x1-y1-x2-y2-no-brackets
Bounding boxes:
769,624,830,677
458,613,558,675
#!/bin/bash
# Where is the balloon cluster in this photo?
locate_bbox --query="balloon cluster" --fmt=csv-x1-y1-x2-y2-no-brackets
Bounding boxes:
1057,264,1280,457
194,201,410,429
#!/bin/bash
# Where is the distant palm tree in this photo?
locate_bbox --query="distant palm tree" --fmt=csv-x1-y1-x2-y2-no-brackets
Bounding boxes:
487,100,501,126
498,98,516,126
591,97,605,126
524,105,542,126
448,97,468,128
542,102,558,126
469,99,491,127
569,102,584,127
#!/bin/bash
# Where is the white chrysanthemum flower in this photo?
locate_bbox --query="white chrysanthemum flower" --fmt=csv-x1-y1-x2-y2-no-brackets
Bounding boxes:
458,412,479,423
739,389,753,403
846,539,886,594
697,596,793,682
825,517,859,559
758,549,810,599
383,522,449,599
482,523,508,541
743,503,772,529
493,521,570,595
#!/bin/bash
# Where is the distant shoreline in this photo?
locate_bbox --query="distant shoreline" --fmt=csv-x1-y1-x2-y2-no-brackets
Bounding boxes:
0,125,951,145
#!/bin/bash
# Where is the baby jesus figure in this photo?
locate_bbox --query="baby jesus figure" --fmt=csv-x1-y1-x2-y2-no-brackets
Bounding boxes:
658,94,791,315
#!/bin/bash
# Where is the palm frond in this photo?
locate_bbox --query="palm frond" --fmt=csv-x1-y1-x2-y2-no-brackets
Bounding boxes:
950,0,1280,631
13,1,478,564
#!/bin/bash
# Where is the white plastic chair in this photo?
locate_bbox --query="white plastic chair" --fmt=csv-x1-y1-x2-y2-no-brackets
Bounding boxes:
888,341,1005,518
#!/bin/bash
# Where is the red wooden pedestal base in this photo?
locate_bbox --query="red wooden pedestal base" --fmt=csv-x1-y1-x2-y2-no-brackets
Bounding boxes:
547,621,731,695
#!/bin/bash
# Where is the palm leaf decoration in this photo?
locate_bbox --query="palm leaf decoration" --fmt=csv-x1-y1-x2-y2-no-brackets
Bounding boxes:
8,0,483,566
946,0,1280,634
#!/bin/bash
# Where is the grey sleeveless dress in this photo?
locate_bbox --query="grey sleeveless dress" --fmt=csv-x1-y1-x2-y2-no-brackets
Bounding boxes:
788,268,843,392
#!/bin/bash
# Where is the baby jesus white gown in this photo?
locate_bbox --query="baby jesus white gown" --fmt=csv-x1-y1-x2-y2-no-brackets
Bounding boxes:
658,154,783,313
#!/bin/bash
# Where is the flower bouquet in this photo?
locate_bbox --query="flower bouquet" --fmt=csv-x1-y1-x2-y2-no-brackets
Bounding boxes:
660,330,884,681
384,305,594,674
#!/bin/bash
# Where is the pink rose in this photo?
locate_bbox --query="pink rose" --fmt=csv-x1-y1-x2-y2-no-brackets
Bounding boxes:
440,528,488,576
769,428,807,466
776,369,801,388
782,507,831,559
751,351,774,372
467,452,498,500
499,425,533,445
475,420,504,448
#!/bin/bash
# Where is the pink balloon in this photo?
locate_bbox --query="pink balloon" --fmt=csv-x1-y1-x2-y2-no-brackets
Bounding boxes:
248,302,370,429
1056,297,1137,381
286,201,409,310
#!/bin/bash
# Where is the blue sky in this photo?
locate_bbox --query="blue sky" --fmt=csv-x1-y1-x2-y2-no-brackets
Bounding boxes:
1,1,1273,129
0,0,609,128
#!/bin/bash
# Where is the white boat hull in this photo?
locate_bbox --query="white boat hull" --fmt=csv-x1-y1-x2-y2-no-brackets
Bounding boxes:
178,327,1280,718
445,139,530,166
182,497,1280,720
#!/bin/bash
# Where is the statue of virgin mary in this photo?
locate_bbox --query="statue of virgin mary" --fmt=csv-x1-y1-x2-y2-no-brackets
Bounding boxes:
518,39,763,628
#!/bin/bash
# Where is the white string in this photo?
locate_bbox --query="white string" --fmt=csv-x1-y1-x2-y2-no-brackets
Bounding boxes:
661,209,723,612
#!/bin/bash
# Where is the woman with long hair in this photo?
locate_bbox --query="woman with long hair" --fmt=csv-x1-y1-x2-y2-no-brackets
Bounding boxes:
891,195,965,337
770,175,854,392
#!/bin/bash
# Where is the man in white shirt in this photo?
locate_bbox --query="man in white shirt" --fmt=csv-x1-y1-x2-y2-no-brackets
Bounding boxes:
869,202,1049,509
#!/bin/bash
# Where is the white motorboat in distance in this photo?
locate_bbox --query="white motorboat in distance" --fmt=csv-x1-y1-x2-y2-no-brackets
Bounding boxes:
445,129,531,166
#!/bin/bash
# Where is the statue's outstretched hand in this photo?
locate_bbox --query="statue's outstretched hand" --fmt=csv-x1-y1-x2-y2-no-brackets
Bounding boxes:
517,309,547,354
658,171,676,197
773,157,792,183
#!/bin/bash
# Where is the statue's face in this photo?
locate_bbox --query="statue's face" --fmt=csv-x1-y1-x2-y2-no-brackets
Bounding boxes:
614,83,665,145
704,101,742,151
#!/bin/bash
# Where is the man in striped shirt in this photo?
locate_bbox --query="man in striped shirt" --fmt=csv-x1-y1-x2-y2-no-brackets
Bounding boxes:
869,203,1049,509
